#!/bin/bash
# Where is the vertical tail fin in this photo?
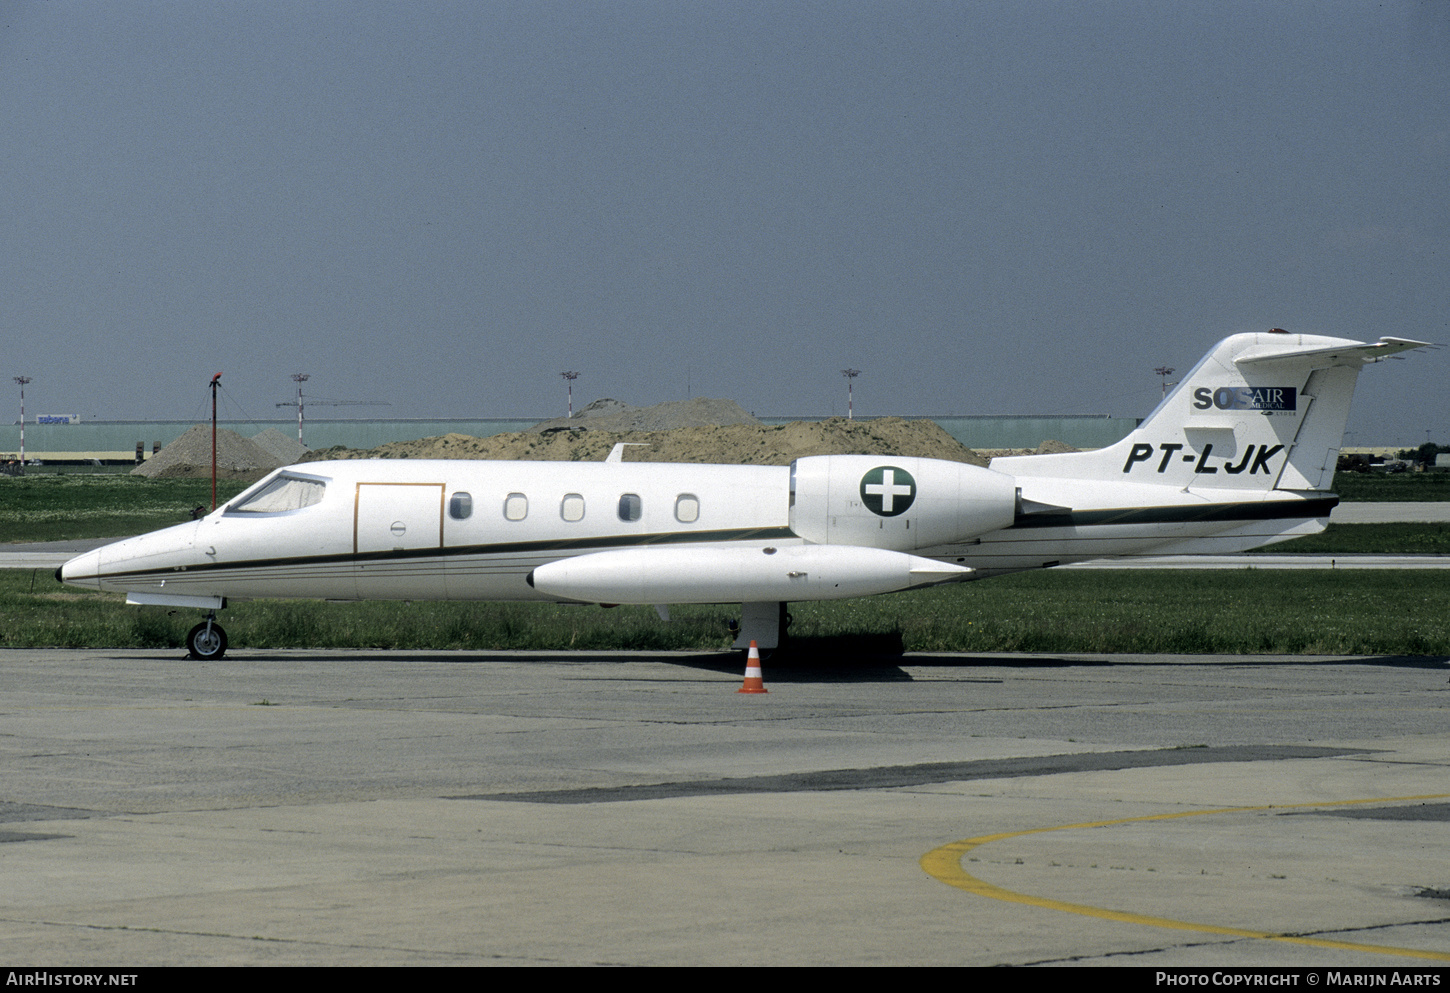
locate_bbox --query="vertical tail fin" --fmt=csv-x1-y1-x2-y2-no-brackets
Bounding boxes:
994,330,1429,492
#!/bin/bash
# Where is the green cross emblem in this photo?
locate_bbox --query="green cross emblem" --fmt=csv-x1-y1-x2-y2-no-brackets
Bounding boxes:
859,466,916,517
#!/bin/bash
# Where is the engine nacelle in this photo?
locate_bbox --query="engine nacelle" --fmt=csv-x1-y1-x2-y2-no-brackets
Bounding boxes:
789,455,1017,550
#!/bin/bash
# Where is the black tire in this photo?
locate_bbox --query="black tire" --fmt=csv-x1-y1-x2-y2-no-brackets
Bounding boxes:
186,621,227,660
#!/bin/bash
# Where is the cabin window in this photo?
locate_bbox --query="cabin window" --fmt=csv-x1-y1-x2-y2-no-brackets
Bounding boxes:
618,493,642,522
674,494,699,523
449,492,473,520
504,493,528,521
228,475,325,514
561,493,585,522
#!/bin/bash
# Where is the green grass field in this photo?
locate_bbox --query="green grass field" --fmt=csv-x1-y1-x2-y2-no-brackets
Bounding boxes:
1331,471,1450,501
0,474,250,544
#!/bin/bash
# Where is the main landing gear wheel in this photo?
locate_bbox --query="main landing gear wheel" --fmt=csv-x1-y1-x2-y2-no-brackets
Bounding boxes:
186,620,228,660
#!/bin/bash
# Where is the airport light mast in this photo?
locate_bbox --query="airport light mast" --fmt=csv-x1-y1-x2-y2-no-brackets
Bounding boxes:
13,376,30,472
841,368,861,420
288,373,309,443
275,375,389,447
561,371,580,419
1154,366,1176,399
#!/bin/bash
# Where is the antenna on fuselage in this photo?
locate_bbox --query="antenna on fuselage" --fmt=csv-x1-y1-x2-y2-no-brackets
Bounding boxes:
606,443,649,463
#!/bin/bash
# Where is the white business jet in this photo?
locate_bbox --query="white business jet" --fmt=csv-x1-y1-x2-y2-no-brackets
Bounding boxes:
60,330,1427,659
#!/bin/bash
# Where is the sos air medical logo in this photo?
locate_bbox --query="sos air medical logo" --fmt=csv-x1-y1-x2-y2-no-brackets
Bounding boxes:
1193,386,1296,412
860,466,916,517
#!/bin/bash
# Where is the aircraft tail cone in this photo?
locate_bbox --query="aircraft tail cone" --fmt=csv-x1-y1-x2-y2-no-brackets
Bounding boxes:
738,640,768,694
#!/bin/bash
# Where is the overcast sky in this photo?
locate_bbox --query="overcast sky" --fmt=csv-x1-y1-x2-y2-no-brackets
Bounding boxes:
4,1,1447,445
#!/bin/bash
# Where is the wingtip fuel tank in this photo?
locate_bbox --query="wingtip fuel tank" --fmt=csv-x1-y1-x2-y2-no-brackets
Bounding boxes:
528,544,972,604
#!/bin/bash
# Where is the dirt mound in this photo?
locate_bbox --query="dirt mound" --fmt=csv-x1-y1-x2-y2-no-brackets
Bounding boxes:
529,397,762,434
979,439,1082,459
301,417,989,467
133,425,284,481
250,427,309,465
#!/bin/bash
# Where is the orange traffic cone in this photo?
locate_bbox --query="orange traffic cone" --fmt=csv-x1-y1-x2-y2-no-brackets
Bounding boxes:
738,640,768,694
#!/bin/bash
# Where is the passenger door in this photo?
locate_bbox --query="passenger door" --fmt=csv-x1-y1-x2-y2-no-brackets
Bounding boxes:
353,482,447,598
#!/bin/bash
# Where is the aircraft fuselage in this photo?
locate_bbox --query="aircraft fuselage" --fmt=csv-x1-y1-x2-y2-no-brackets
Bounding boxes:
60,454,1331,606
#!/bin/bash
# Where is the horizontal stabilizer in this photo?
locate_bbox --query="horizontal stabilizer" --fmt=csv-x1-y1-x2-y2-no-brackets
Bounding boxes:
1234,336,1432,372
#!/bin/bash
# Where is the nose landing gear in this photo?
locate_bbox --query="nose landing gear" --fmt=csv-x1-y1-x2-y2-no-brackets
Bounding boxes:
186,614,228,660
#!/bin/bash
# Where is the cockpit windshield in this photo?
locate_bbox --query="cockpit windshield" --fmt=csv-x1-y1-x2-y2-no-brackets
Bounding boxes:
227,474,326,514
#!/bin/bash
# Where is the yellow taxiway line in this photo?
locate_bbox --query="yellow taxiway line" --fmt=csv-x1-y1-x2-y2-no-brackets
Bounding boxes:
921,794,1450,962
